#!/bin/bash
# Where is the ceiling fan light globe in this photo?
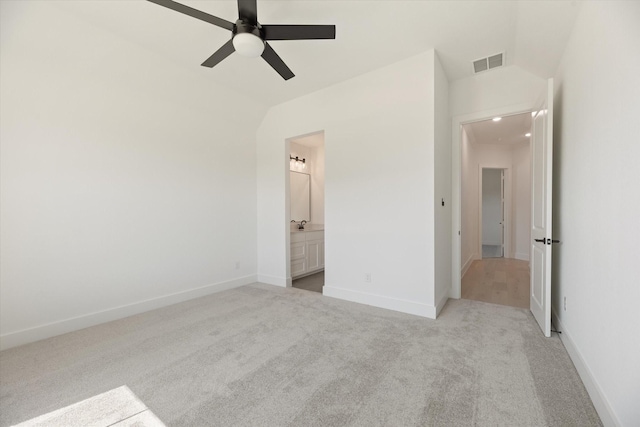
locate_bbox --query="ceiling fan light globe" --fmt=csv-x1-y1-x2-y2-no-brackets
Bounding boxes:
233,33,265,57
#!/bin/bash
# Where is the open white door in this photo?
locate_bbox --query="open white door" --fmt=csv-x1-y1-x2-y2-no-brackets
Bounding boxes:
500,170,505,257
530,78,554,337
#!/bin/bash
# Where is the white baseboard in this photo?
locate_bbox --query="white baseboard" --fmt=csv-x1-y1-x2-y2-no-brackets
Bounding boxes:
257,274,287,287
323,286,436,319
0,274,257,351
461,254,475,277
515,252,530,261
551,307,620,427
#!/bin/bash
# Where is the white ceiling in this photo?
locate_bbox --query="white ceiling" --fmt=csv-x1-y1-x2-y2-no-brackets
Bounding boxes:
464,112,532,146
291,132,324,148
51,0,582,107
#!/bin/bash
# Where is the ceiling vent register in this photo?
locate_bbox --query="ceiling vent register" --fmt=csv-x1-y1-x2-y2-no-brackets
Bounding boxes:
473,53,504,74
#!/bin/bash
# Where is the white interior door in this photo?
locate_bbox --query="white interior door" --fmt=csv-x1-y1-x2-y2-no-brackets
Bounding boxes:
530,78,554,337
500,170,505,257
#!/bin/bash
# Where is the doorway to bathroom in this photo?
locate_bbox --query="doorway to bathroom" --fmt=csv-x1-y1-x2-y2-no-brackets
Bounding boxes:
288,131,325,294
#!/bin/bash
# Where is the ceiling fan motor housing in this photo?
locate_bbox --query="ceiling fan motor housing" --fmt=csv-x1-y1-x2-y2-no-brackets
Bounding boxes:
234,21,263,39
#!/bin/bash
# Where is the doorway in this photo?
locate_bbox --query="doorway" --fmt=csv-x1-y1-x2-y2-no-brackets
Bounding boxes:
286,131,325,294
481,168,505,259
458,112,532,308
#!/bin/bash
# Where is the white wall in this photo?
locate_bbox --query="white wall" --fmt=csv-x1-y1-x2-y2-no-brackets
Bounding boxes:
512,142,531,260
451,65,545,118
257,51,439,317
312,144,325,225
460,128,477,272
0,1,267,349
433,53,451,313
552,2,640,426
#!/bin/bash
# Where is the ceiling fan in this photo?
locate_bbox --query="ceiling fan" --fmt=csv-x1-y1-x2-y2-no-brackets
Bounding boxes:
147,0,336,80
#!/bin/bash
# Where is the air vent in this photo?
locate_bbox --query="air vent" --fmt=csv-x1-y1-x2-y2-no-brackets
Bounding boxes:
473,58,488,73
472,52,504,74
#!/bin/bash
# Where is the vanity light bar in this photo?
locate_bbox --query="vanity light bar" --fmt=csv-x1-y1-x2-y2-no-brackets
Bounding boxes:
290,155,306,164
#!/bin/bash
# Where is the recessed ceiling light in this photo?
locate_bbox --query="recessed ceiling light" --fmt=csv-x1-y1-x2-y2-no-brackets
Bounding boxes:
525,133,531,137
492,117,502,122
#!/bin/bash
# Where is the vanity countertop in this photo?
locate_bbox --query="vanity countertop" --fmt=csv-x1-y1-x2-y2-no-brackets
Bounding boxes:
291,224,324,232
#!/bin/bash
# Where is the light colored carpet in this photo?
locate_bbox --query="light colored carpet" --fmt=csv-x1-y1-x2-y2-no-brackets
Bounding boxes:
12,386,164,427
0,284,601,426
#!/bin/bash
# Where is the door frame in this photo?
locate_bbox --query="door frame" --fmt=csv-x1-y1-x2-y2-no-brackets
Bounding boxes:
478,166,511,259
284,130,325,288
451,103,534,299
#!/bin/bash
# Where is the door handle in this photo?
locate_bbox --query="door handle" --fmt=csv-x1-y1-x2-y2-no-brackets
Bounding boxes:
534,238,561,245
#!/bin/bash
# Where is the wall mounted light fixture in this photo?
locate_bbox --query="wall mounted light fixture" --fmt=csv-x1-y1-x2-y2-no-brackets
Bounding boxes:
290,155,306,169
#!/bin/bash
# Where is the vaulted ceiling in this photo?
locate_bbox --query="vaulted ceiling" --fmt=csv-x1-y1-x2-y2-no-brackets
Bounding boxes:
12,1,582,107
465,113,533,146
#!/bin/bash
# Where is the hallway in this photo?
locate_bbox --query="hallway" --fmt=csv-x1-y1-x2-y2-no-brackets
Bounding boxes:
462,258,529,309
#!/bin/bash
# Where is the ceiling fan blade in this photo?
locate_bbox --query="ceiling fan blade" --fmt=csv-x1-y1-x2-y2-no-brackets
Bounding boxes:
261,43,294,80
262,25,336,41
148,0,234,31
237,0,258,25
201,39,235,68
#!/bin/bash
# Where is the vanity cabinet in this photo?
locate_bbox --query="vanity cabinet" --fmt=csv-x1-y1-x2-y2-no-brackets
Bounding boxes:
291,230,324,279
290,238,307,277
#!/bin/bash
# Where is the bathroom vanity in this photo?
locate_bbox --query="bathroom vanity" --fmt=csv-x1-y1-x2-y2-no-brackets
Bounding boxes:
291,227,324,279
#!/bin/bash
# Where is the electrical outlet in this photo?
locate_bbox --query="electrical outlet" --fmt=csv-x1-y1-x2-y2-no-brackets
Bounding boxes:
364,273,371,283
235,262,240,270
563,296,567,311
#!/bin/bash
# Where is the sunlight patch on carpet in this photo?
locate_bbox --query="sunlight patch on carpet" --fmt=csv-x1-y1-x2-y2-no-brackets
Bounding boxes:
12,385,165,427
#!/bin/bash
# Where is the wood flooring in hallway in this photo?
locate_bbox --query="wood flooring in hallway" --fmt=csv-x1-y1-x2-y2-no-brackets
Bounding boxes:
462,258,530,309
